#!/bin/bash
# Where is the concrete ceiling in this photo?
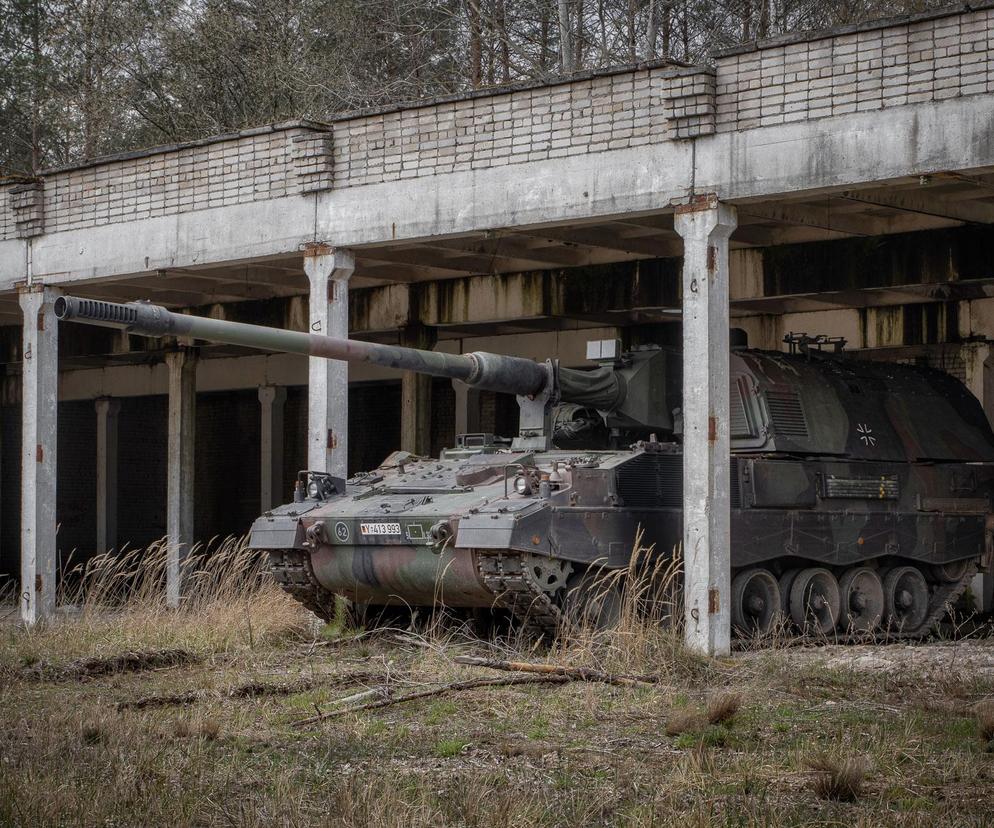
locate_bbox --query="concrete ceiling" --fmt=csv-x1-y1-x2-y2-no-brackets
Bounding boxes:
1,169,993,330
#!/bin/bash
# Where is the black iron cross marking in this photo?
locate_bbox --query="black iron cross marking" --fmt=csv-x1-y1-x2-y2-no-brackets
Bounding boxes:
856,423,876,446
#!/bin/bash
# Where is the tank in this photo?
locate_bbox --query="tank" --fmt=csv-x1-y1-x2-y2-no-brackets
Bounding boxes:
56,296,994,637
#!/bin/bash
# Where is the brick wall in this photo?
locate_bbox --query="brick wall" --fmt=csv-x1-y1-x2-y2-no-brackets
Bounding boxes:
330,66,675,188
714,5,994,131
8,122,333,239
0,184,16,241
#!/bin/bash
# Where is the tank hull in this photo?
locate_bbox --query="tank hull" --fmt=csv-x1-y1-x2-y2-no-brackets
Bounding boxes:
256,449,994,635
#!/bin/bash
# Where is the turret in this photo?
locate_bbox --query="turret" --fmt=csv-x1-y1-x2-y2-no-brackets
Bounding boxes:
54,296,675,449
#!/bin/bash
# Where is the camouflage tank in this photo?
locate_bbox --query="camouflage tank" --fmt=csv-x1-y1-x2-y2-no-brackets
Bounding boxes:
56,296,994,637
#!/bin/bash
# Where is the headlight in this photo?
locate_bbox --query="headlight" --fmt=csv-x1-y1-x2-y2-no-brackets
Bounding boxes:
514,475,531,495
306,480,321,499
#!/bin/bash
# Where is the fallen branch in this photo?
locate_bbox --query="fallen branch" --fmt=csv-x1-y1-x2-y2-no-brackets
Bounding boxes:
292,675,569,727
453,656,659,686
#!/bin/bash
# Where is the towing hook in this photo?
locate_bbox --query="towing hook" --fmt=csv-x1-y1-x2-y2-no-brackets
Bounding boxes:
304,523,327,548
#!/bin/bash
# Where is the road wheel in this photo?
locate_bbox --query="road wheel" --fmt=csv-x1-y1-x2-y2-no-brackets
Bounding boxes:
838,567,884,632
883,566,930,632
731,568,781,636
564,568,624,630
789,567,841,634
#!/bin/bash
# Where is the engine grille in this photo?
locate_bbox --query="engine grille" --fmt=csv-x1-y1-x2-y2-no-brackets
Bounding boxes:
616,455,742,509
822,475,899,499
765,389,809,439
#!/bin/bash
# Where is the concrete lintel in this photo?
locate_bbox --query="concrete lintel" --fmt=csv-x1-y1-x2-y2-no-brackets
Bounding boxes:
675,201,737,658
305,248,355,478
19,285,61,624
94,397,121,555
165,348,196,607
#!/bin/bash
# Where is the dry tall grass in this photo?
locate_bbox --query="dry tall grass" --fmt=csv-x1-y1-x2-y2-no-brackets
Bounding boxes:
549,532,711,681
1,536,308,668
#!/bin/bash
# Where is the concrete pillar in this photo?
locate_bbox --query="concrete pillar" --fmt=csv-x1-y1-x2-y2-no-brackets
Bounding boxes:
304,246,355,479
165,348,196,607
94,397,120,555
18,285,60,625
258,386,287,511
452,379,482,437
400,323,437,456
674,196,737,657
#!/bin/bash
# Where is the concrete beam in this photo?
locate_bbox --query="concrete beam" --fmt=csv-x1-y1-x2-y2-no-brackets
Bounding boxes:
29,196,315,287
94,397,120,554
841,188,994,225
515,226,682,259
258,385,287,510
19,285,60,624
305,246,355,480
165,348,196,607
675,197,737,658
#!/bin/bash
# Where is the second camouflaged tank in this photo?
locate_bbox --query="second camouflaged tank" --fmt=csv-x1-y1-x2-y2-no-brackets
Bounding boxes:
56,296,994,637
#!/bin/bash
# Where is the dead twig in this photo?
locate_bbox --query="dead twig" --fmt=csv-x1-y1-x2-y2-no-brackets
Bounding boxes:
292,675,569,727
453,655,659,686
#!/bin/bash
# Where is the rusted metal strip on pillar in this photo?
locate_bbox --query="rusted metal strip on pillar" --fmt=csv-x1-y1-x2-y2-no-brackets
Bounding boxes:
675,194,737,657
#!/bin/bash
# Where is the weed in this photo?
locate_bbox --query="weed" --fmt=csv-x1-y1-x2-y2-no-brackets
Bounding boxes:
79,721,105,745
174,714,221,741
434,738,469,758
706,691,742,725
804,752,867,802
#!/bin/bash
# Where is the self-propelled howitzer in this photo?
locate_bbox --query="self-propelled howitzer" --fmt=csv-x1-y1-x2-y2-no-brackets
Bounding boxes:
56,296,994,638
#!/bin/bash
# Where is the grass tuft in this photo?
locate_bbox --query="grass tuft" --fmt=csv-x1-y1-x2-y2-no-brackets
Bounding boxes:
804,753,867,802
434,737,469,758
706,691,742,725
2,536,309,670
666,707,705,737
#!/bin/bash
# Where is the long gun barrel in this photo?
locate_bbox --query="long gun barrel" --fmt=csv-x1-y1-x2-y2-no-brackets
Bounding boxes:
54,296,625,407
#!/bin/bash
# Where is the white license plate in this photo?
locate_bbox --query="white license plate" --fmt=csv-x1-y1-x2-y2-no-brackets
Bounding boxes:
360,522,402,536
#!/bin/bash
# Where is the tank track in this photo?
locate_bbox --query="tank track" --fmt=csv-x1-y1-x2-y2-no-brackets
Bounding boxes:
266,547,977,641
264,547,566,636
266,549,337,622
477,552,564,639
897,563,977,639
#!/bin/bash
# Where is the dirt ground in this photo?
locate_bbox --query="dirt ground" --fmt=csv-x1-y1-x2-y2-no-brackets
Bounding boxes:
3,585,994,828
